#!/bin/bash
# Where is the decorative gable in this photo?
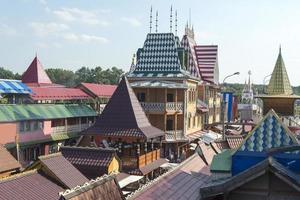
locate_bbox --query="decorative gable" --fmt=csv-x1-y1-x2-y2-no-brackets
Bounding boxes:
238,109,298,152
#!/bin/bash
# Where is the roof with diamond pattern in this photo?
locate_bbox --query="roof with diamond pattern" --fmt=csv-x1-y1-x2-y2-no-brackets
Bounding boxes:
267,48,293,96
237,109,298,152
128,33,190,78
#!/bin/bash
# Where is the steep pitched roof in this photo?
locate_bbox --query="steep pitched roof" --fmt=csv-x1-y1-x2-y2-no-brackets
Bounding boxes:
78,83,116,98
267,48,293,95
194,45,219,84
60,146,117,179
128,33,191,78
181,35,201,78
0,170,63,200
59,174,124,200
84,76,164,139
39,153,89,189
0,144,20,174
237,109,298,153
22,56,52,84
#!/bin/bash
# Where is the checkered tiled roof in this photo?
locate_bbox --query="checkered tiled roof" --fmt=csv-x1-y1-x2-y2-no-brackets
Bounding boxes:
267,48,293,95
130,33,187,75
238,109,298,152
181,35,201,78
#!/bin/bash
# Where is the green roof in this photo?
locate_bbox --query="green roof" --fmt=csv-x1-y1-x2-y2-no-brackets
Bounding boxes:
0,104,96,122
210,149,233,172
267,47,293,95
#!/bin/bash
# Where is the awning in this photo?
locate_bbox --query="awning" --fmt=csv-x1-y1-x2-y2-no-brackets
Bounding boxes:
160,162,179,169
0,79,32,94
201,131,222,144
118,174,143,188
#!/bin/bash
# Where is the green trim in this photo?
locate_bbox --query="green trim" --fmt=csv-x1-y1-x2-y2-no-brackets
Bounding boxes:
0,104,96,123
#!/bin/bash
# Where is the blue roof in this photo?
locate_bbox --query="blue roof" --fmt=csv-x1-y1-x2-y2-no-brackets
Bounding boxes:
0,79,32,94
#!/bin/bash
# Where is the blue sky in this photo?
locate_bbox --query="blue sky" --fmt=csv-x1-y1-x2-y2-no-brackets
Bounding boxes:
1,0,300,85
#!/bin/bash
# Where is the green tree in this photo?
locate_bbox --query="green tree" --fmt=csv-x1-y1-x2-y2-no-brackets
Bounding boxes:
46,68,76,87
0,67,16,79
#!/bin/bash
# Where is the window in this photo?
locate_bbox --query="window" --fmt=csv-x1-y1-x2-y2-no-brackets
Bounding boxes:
193,117,196,128
188,117,191,128
167,93,174,102
137,92,146,102
166,119,173,131
33,121,39,130
25,121,30,131
19,122,25,132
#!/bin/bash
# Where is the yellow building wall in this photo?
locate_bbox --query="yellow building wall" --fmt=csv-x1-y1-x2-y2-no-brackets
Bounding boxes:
108,157,120,174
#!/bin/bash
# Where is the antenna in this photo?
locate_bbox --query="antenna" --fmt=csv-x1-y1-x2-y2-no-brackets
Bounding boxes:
149,6,152,33
155,11,158,33
175,10,178,36
170,6,173,33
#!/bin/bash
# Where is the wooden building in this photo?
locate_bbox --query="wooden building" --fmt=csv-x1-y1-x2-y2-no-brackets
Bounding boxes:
83,76,167,177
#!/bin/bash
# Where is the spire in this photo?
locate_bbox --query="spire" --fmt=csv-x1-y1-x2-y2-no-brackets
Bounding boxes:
170,5,173,33
22,56,52,84
267,47,293,95
155,11,158,33
149,6,153,33
175,10,178,36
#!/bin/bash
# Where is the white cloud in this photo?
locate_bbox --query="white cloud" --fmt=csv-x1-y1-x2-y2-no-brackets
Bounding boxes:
121,17,142,27
53,7,109,26
30,22,69,37
0,23,17,36
63,33,108,44
38,0,47,5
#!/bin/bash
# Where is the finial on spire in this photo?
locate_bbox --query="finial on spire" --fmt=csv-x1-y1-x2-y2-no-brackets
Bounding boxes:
149,6,153,33
189,8,191,28
279,44,281,54
155,11,158,33
170,5,173,33
175,10,178,36
35,52,37,58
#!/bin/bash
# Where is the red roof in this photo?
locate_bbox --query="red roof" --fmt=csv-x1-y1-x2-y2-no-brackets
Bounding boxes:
30,87,91,100
22,56,52,84
79,83,117,98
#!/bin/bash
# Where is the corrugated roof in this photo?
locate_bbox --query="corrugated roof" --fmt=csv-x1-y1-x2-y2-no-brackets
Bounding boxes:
30,87,91,100
0,144,20,174
22,56,52,84
79,83,116,98
0,79,32,94
0,104,96,122
39,153,88,188
0,170,63,200
61,146,117,179
267,47,293,95
210,149,233,172
59,174,124,200
84,76,164,139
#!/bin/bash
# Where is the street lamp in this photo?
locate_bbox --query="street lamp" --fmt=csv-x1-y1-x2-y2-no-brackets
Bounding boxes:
221,72,240,140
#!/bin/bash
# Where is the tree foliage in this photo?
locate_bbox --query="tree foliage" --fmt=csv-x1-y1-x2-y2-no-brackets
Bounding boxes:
0,67,20,80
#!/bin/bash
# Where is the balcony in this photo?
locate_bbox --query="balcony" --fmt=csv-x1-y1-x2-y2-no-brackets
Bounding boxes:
51,123,91,135
140,102,183,113
165,130,186,141
121,149,161,169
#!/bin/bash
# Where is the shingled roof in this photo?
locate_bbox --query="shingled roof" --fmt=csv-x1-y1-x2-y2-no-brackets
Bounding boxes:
84,76,164,139
59,174,124,200
60,146,118,179
0,144,20,174
267,47,293,95
39,153,89,189
127,33,191,78
22,56,52,84
0,170,63,200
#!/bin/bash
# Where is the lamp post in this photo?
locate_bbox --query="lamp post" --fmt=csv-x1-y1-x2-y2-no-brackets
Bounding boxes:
221,72,240,140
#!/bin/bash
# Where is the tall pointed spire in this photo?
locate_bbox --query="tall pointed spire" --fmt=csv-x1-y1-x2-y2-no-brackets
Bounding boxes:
175,10,178,36
267,47,293,95
155,11,158,33
170,5,173,33
149,6,152,33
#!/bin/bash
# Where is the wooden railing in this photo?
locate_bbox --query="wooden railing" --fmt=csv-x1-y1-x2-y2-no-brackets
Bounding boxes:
140,102,183,113
138,149,160,168
51,123,91,135
165,130,185,141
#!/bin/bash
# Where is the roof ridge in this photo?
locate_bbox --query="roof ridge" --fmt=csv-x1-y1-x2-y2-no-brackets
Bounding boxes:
0,169,37,183
39,152,62,160
61,145,116,152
